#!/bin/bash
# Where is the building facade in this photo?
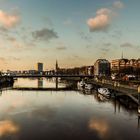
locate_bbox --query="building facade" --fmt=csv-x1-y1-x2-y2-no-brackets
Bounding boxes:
111,58,140,76
37,62,43,73
94,59,110,76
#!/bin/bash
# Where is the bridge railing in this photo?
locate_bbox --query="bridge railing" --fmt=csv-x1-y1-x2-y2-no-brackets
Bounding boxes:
94,79,138,91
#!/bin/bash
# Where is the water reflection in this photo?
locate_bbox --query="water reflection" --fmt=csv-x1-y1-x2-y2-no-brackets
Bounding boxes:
37,78,43,88
0,79,140,140
0,120,19,137
89,118,110,139
14,78,65,89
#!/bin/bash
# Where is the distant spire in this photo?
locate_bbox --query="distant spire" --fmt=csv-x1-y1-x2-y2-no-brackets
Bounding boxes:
121,51,124,59
56,60,58,71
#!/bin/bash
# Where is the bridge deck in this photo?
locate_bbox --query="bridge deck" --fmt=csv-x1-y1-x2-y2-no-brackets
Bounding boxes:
3,75,94,78
12,87,75,91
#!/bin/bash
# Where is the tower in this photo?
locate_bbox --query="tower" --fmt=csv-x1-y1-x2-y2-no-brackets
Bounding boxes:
121,51,124,59
37,62,43,73
56,60,58,71
55,60,59,74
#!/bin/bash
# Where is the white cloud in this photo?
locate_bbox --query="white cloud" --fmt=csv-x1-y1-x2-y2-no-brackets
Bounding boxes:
96,8,111,15
87,1,124,32
87,14,110,31
113,1,124,9
0,10,20,28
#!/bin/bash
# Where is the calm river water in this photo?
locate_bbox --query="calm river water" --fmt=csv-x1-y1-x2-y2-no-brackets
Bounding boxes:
0,78,140,140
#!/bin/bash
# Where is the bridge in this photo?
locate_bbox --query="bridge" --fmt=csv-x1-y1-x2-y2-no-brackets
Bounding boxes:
4,74,94,78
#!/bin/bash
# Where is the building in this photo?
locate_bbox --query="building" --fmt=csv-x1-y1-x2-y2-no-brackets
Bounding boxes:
87,66,94,75
94,59,110,76
111,58,140,76
37,62,43,73
55,60,60,75
111,59,128,72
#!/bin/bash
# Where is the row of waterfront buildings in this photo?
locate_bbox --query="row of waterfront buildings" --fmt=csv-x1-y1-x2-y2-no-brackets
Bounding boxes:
56,58,140,78
3,58,140,79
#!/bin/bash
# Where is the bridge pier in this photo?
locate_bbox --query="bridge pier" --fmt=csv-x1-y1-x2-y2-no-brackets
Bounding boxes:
56,77,58,90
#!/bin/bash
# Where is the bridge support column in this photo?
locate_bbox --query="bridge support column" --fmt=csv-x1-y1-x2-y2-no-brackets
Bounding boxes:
56,77,58,90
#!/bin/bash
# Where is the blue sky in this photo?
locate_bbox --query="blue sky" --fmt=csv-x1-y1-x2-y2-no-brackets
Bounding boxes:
0,0,140,70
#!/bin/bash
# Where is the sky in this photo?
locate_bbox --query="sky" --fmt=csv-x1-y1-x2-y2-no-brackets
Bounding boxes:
0,0,140,70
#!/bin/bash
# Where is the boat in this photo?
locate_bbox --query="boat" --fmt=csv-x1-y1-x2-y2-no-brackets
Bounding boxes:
77,80,85,88
85,83,93,90
98,88,111,97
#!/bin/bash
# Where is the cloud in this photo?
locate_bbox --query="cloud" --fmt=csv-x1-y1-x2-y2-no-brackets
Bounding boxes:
43,17,53,27
111,30,122,39
0,10,20,29
7,36,16,42
87,1,124,32
55,42,67,51
87,11,110,32
101,48,110,52
120,42,140,51
9,56,21,61
120,42,133,48
63,19,73,25
0,57,6,62
96,8,112,15
32,28,58,41
113,1,124,9
0,26,8,32
9,38,23,49
79,31,92,42
56,46,67,51
103,43,112,47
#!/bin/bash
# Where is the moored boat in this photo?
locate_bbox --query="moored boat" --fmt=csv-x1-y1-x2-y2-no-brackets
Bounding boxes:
98,88,111,97
77,80,85,88
85,83,93,90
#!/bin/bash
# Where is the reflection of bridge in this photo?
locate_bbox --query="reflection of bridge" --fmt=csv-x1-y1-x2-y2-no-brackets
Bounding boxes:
6,74,94,78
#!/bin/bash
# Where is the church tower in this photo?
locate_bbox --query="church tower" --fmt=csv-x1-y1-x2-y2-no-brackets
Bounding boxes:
55,60,58,74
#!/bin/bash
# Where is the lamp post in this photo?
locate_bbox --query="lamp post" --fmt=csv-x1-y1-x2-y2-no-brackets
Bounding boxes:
138,85,140,117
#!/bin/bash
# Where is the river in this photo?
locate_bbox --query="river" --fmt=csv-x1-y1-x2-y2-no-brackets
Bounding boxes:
0,78,140,140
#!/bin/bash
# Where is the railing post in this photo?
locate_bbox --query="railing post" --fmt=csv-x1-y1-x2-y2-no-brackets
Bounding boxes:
138,85,140,105
137,85,140,117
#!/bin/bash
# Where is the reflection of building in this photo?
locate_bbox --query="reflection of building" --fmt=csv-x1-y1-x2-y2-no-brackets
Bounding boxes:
37,63,43,73
94,59,110,76
38,78,43,88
